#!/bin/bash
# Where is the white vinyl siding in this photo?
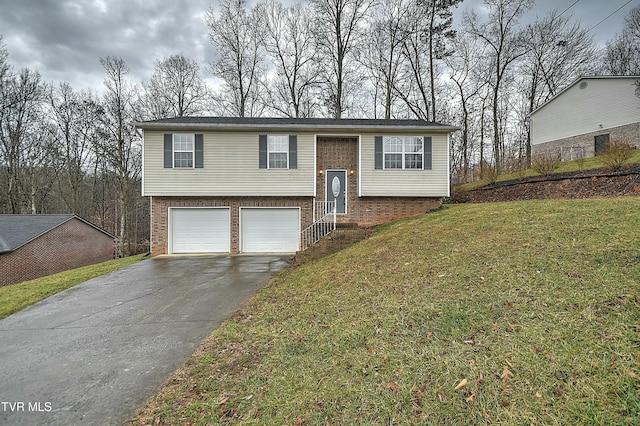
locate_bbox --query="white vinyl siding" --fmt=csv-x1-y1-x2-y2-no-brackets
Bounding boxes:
240,208,300,253
143,131,314,196
531,77,640,146
360,133,449,197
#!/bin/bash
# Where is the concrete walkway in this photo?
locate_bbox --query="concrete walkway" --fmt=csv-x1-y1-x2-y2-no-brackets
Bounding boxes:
0,255,289,425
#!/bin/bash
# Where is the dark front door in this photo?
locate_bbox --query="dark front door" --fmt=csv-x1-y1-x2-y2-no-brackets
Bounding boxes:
326,170,346,214
595,133,609,155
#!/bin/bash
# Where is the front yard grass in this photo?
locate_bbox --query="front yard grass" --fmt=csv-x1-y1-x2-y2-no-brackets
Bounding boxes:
131,198,640,425
0,254,145,319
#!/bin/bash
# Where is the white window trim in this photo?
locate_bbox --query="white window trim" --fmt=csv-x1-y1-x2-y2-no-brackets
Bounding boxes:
267,134,289,169
383,136,424,170
173,133,195,169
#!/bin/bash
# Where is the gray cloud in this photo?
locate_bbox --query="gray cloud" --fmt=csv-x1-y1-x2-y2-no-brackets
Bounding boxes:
0,0,634,94
0,0,215,92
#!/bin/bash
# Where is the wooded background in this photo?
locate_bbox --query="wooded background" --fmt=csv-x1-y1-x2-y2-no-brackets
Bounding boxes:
1,0,639,256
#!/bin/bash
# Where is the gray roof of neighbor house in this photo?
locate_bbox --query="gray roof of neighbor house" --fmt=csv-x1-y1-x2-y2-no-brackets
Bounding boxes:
135,116,459,133
0,214,114,254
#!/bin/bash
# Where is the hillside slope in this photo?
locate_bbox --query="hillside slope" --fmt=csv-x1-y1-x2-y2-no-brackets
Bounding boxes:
451,165,640,203
131,198,640,425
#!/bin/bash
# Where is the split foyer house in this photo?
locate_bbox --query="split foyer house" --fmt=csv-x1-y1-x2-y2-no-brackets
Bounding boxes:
530,76,640,160
136,117,458,255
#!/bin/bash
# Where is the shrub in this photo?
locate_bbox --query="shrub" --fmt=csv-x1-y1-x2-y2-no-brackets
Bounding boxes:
532,151,561,176
601,139,635,170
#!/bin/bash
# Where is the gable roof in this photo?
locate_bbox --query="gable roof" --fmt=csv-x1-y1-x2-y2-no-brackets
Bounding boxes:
0,214,114,254
530,75,640,116
135,117,459,133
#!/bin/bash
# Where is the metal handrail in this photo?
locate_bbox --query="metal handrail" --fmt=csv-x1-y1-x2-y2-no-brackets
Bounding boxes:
300,201,336,251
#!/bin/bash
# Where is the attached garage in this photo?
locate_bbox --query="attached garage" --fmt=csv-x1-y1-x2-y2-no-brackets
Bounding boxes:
240,208,300,253
169,208,230,253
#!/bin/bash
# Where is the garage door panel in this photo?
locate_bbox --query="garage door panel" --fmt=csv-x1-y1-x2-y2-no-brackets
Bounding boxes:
171,208,230,253
241,208,299,253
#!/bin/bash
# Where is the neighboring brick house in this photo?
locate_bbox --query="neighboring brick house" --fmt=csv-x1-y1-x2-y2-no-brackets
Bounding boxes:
530,76,640,160
0,214,115,286
136,117,458,255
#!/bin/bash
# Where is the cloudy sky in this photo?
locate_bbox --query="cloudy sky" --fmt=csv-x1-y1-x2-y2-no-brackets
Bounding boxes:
0,0,637,94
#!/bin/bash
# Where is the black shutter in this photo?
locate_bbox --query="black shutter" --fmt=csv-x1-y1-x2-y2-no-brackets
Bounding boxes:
259,134,267,169
289,135,297,169
424,136,432,170
195,134,204,168
164,134,173,168
374,136,383,170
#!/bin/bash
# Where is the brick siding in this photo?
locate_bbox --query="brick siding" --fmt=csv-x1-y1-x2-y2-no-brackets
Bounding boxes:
532,122,640,160
0,218,115,287
151,196,315,255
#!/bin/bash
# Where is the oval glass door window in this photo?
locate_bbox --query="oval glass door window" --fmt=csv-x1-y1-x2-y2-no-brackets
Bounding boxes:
332,176,341,197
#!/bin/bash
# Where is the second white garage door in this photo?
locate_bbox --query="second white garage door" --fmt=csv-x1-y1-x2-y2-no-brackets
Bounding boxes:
170,208,230,253
240,208,300,253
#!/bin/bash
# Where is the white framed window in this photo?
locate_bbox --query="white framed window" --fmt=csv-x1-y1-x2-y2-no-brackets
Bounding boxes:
268,134,289,169
173,134,194,168
383,136,423,169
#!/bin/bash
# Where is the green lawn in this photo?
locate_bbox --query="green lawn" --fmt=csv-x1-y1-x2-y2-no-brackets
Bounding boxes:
0,254,145,319
131,198,640,425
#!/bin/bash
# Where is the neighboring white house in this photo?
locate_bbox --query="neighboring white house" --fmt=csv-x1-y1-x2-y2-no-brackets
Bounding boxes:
530,76,640,160
136,117,458,255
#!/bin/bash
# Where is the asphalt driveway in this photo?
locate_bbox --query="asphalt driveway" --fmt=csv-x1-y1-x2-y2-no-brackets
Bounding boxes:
0,255,289,425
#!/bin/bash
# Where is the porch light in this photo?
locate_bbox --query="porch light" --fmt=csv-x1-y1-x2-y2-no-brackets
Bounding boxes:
318,169,324,176
350,169,356,176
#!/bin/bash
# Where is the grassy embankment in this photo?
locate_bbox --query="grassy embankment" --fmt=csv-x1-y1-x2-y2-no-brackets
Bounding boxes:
458,149,640,191
0,254,145,319
131,198,640,425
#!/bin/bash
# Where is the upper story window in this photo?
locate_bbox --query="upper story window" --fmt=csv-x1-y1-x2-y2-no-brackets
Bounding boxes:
384,136,423,169
163,133,203,169
268,135,289,169
173,134,194,168
259,134,298,170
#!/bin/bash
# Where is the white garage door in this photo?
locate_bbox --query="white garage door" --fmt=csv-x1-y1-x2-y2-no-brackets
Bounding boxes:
170,208,230,253
241,208,300,253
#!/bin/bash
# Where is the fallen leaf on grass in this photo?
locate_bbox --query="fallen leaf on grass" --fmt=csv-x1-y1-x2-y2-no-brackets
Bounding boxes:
386,382,399,392
499,366,514,383
294,417,307,425
466,391,478,405
454,378,467,390
630,372,640,379
535,391,542,398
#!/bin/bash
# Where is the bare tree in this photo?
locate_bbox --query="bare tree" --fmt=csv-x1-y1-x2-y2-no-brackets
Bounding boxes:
603,6,640,75
423,0,463,121
142,54,209,119
0,68,46,213
259,0,320,118
311,0,375,118
206,0,265,117
48,83,102,216
359,0,412,119
98,56,141,257
520,10,595,166
463,0,533,174
446,30,489,181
